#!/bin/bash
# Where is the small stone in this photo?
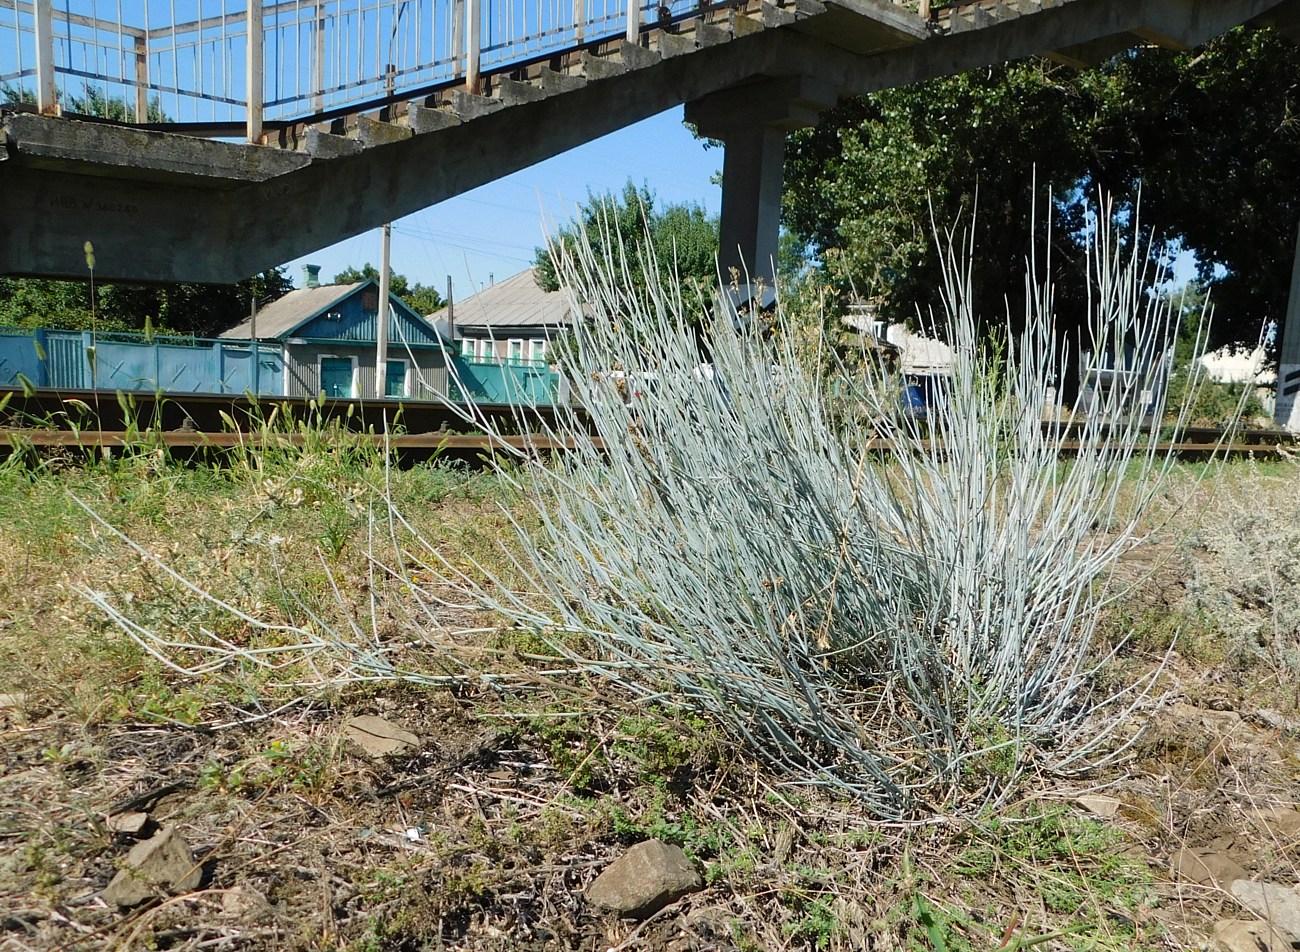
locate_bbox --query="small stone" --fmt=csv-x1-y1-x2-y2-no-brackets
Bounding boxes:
1171,849,1248,887
1249,806,1300,839
1252,709,1293,732
344,715,420,758
221,884,272,921
102,827,203,907
106,812,152,837
0,693,27,710
1213,919,1293,952
1074,795,1123,819
1229,881,1300,941
587,840,702,919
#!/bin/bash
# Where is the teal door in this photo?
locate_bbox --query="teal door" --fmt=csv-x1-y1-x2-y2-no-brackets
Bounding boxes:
385,359,408,398
320,357,353,398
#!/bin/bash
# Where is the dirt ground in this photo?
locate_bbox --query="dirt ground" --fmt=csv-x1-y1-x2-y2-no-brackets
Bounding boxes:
2,456,1299,951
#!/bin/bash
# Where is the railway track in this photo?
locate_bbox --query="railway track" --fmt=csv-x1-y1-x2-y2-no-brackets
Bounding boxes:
2,388,1295,463
2,427,1294,462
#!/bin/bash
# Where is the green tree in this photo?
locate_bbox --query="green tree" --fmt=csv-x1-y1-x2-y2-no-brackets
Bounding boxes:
332,264,445,315
0,269,294,337
2,81,166,122
782,29,1300,354
533,181,719,301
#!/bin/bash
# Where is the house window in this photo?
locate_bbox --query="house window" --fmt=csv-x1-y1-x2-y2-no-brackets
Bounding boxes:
385,359,409,398
461,339,477,359
528,339,548,363
319,356,356,398
508,339,525,363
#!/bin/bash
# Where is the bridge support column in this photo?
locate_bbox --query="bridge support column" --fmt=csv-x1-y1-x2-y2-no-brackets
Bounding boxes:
686,76,836,303
713,124,785,293
1275,216,1300,431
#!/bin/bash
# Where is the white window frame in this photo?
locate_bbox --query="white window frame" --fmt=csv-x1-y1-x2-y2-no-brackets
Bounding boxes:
507,338,525,363
318,354,358,399
384,357,411,398
528,338,548,363
460,338,476,359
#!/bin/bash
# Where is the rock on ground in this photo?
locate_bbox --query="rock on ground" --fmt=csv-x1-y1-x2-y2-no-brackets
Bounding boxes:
1229,880,1300,942
102,826,203,907
343,715,420,758
1073,795,1123,819
1249,806,1300,839
1213,919,1294,952
586,839,702,920
1171,848,1249,887
106,811,152,837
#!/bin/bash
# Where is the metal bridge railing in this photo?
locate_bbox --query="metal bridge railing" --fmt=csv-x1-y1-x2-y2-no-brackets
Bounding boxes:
2,0,918,142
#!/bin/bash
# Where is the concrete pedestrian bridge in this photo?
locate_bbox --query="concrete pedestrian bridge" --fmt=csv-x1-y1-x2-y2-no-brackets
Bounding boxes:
3,0,1298,288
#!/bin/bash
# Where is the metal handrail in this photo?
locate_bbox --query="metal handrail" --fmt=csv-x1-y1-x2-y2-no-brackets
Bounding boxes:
1,0,918,140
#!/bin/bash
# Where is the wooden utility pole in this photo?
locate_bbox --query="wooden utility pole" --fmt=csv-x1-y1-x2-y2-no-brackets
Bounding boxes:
375,223,392,398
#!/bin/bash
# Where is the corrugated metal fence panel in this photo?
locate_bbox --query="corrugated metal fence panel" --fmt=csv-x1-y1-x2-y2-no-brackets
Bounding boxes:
450,359,559,406
413,359,447,399
357,363,378,399
285,345,327,398
45,333,91,389
0,328,289,395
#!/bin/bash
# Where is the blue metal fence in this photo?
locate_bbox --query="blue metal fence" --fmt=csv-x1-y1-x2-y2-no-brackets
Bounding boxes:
0,327,563,406
447,357,560,406
0,327,283,395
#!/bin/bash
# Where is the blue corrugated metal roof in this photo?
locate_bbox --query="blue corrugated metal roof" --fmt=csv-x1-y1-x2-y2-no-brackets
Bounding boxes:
220,281,450,345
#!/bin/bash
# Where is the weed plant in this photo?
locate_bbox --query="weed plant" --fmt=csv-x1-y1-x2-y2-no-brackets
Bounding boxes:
0,405,513,725
1182,459,1300,670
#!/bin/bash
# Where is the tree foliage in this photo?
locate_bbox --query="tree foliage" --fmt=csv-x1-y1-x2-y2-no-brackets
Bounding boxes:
332,264,445,315
533,181,719,301
0,270,295,337
783,29,1300,352
2,81,166,121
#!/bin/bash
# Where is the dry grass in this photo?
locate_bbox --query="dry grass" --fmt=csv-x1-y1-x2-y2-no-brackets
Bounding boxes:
1,449,1299,950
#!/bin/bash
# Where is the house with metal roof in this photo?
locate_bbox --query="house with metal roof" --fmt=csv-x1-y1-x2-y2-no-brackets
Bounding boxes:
221,270,452,400
426,269,573,406
432,269,575,365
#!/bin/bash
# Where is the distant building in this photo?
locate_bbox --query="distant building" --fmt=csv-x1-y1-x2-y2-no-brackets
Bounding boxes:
431,269,576,365
1199,344,1275,386
221,268,451,400
428,269,572,405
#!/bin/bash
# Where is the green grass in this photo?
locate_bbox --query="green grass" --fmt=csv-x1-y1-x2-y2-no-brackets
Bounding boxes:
0,440,518,722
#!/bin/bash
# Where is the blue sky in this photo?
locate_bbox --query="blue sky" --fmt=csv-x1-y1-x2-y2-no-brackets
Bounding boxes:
281,107,722,300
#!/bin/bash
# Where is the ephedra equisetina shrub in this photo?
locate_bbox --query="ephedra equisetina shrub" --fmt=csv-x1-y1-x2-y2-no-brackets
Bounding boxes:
427,200,1227,818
